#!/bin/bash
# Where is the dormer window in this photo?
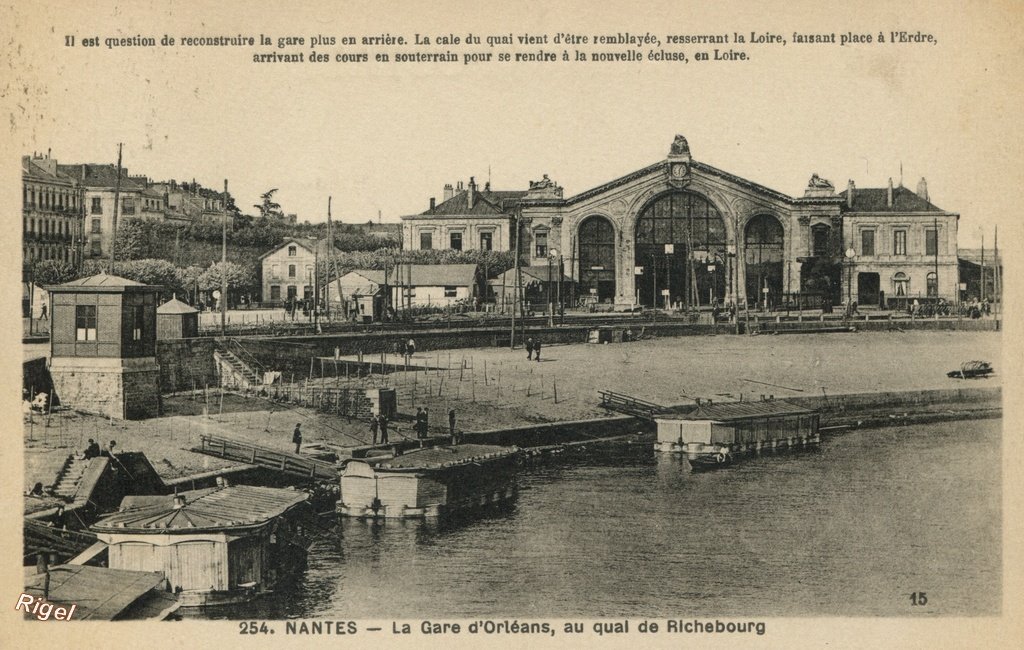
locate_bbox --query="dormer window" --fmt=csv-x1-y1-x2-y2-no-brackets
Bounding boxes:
287,245,297,257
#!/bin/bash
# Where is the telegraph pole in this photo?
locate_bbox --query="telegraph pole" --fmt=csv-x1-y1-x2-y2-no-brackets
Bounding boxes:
510,213,520,350
325,197,332,320
220,179,228,335
109,143,123,273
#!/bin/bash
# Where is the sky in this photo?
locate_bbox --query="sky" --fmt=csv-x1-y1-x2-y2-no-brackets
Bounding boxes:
6,0,1024,248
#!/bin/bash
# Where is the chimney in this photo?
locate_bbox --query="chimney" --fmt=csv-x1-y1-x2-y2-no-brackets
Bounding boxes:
916,177,929,201
443,183,454,202
457,180,464,192
846,180,855,208
429,197,436,210
484,181,491,192
887,177,894,208
467,177,476,209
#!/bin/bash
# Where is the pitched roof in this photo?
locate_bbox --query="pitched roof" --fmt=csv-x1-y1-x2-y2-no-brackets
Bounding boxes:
839,185,945,212
662,399,813,422
337,269,387,292
22,156,75,185
957,248,1002,265
490,265,573,284
55,164,144,191
417,189,526,216
259,237,341,261
49,273,158,293
372,444,518,470
157,296,199,314
24,565,173,621
93,485,308,533
406,264,478,286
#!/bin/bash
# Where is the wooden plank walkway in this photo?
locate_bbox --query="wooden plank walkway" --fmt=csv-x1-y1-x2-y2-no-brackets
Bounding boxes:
192,434,339,481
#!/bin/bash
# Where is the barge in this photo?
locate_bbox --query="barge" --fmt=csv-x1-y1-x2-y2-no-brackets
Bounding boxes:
92,484,311,607
338,444,521,519
654,399,820,468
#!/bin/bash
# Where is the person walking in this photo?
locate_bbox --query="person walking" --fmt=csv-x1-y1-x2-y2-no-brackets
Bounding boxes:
406,338,416,360
448,408,457,442
534,338,542,362
40,301,48,320
415,407,426,439
370,415,379,445
379,414,389,444
292,423,303,454
526,337,534,360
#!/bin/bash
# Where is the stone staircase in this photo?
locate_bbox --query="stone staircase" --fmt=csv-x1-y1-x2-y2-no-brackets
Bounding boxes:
214,347,261,389
52,455,88,500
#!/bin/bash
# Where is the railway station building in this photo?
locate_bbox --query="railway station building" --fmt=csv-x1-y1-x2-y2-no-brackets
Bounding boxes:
401,135,959,310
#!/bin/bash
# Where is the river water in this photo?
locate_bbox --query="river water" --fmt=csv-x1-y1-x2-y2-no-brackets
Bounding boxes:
212,418,1001,619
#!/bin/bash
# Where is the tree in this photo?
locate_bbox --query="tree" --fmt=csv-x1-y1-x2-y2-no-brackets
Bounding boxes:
254,189,284,220
31,259,78,285
198,261,254,294
113,218,147,260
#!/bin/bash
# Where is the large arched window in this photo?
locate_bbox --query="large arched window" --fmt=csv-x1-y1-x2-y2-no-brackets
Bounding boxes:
634,192,727,307
578,216,616,303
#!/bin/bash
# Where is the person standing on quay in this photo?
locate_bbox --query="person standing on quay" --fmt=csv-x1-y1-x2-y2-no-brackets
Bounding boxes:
526,337,534,360
379,414,389,444
448,408,457,443
415,407,425,439
534,338,542,362
370,415,379,445
293,423,303,454
406,338,416,360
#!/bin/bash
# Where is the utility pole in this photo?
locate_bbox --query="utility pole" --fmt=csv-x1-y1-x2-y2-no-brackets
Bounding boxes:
980,231,985,304
109,143,123,273
994,225,1000,324
933,217,940,302
220,179,228,335
325,196,332,321
510,212,520,349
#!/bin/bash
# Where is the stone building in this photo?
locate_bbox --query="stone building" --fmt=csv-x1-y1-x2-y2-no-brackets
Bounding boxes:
402,135,960,309
57,163,144,260
22,153,84,267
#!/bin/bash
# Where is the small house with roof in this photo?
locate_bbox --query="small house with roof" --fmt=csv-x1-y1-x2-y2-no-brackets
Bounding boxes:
92,485,310,607
156,295,199,339
332,269,386,321
839,177,959,308
48,273,161,419
387,264,480,308
258,237,343,305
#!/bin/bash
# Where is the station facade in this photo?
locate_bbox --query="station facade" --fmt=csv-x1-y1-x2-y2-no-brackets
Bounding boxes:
402,135,959,309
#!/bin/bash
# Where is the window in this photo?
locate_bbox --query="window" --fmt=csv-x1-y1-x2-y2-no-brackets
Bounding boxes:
811,224,830,257
270,285,281,300
75,305,97,341
287,245,297,257
449,231,463,251
893,230,907,255
480,231,493,251
893,272,909,296
271,263,280,279
121,198,135,215
535,230,548,258
861,230,875,256
420,231,433,250
91,197,102,214
925,229,938,256
926,272,938,297
444,286,457,298
288,264,296,278
90,240,102,255
132,305,144,341
91,218,101,233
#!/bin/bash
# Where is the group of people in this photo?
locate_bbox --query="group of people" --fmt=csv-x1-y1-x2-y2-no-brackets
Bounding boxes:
83,438,116,459
396,338,417,361
368,412,391,445
525,337,543,361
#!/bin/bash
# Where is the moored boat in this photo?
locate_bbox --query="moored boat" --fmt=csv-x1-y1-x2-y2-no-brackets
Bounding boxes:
338,444,521,519
654,398,820,469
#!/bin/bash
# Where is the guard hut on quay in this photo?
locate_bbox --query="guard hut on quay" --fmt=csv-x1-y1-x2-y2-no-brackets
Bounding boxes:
654,398,820,467
47,273,162,419
92,484,311,607
156,295,199,339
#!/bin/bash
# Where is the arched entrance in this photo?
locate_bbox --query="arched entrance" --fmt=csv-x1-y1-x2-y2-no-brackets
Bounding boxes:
744,214,785,309
634,192,727,308
578,216,616,304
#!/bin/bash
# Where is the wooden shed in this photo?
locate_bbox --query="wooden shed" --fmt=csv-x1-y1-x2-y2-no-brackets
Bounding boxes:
92,485,310,606
156,296,199,339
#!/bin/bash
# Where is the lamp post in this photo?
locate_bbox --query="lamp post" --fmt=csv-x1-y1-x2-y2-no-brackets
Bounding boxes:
844,247,855,316
547,248,558,327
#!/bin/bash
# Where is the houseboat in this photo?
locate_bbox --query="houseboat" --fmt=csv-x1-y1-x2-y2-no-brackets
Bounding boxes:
338,444,521,519
92,484,310,607
654,399,820,469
